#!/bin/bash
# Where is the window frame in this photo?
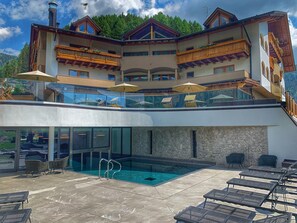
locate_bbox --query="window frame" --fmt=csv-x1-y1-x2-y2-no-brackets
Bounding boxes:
214,65,235,74
69,69,89,78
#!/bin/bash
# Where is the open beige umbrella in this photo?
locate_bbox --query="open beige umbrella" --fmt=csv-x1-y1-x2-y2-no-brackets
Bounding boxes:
108,82,140,93
108,83,140,107
173,82,206,93
210,94,233,100
15,70,59,82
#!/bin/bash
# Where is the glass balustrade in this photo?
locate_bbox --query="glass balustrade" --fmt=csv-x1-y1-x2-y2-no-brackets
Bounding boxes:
0,78,278,108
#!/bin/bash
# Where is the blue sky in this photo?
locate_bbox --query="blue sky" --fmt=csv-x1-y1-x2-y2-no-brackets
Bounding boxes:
0,0,296,64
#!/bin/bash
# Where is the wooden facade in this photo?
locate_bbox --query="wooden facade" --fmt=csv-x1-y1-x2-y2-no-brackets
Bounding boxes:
177,39,250,68
55,45,121,70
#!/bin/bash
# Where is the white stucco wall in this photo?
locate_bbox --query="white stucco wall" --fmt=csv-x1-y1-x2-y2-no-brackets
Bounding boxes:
0,102,296,162
58,64,119,80
45,33,58,77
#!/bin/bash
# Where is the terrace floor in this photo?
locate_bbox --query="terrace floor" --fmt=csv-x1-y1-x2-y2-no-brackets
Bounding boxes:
0,166,296,222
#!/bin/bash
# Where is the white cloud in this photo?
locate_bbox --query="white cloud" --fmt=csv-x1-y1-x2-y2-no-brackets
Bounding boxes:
0,26,22,41
8,0,49,21
0,48,20,56
65,0,144,19
289,18,297,47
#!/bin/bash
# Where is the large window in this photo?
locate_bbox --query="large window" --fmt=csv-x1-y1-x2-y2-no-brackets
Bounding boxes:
124,75,148,82
214,65,234,74
108,74,115,81
73,128,92,151
152,50,176,56
187,71,194,78
93,128,110,148
152,74,175,81
69,70,89,78
123,52,149,57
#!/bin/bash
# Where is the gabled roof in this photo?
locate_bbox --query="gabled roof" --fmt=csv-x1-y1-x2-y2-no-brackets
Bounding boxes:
123,18,180,40
70,15,101,34
203,7,238,28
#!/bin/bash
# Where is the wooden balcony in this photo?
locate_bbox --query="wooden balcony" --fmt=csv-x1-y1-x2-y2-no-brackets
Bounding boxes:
55,45,121,70
177,39,250,69
270,82,282,99
269,57,283,82
268,32,283,63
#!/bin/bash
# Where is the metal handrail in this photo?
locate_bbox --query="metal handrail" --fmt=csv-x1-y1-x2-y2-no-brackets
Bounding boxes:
99,158,122,179
108,159,122,179
99,158,109,179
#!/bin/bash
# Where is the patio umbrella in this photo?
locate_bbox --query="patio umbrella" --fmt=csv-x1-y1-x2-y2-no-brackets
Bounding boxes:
173,82,206,93
135,100,153,105
15,70,58,101
108,82,140,93
209,94,234,100
15,70,59,82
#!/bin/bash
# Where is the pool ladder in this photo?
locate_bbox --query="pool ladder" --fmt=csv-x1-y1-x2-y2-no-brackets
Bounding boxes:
98,158,122,179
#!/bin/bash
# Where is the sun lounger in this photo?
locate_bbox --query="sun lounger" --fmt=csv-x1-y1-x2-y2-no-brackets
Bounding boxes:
174,205,253,223
248,166,286,174
253,213,291,223
197,201,256,220
0,209,32,223
0,204,21,211
0,191,29,209
239,170,283,181
203,189,269,208
227,178,278,191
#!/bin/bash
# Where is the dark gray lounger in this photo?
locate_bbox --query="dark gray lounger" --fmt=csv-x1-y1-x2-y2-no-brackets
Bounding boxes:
239,170,283,181
227,178,278,191
253,213,291,223
204,189,269,208
0,203,21,211
174,206,253,223
0,208,31,223
197,201,256,220
0,191,29,209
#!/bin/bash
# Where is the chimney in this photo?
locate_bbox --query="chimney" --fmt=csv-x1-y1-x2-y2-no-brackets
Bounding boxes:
48,1,58,27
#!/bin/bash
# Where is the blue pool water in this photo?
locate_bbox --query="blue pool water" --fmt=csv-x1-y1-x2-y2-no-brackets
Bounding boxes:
77,158,208,186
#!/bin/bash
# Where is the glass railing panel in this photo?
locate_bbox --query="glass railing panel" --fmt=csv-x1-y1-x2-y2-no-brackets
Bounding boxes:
1,78,278,108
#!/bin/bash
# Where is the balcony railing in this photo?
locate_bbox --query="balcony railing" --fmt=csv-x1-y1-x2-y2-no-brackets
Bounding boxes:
269,57,283,83
55,45,121,70
270,83,282,99
0,78,280,109
177,39,250,68
285,92,297,117
268,32,283,63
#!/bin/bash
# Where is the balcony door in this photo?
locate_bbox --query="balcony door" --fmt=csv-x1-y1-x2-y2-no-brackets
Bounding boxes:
0,129,18,171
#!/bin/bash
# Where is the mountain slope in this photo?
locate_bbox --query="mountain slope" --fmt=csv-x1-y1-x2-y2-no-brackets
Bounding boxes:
0,53,16,67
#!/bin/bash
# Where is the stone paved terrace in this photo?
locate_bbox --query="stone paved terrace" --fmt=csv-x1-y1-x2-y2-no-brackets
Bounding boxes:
0,167,296,222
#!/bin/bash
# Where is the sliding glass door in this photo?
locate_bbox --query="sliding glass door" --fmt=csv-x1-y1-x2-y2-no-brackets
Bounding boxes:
0,129,17,171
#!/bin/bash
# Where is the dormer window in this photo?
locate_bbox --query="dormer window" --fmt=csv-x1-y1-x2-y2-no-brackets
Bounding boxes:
221,16,229,25
204,8,238,29
70,16,101,35
79,24,85,32
87,24,95,34
211,18,219,28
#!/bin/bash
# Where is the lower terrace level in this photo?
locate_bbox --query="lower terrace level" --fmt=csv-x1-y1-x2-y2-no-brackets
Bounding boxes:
0,101,296,172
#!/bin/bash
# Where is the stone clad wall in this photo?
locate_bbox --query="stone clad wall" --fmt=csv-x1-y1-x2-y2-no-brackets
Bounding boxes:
132,126,268,166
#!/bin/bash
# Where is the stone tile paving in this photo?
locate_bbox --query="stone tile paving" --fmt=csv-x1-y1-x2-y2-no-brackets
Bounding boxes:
0,167,296,222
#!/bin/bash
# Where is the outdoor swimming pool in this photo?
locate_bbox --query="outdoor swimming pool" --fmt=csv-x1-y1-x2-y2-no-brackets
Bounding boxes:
76,158,209,186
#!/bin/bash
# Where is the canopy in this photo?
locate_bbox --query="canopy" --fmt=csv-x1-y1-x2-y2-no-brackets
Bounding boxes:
15,70,59,82
210,94,234,100
108,83,140,93
173,82,206,93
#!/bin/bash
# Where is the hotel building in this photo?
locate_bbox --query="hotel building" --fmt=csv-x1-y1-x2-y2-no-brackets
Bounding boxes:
0,2,296,172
